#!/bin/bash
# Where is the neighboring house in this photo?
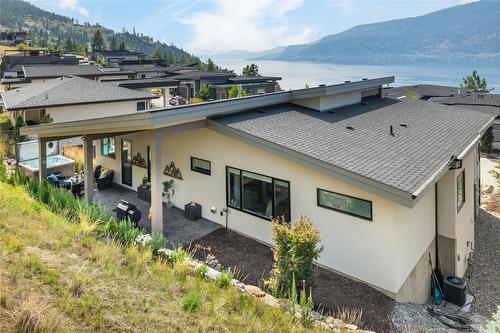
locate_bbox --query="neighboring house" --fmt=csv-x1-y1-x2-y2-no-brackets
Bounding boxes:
168,70,282,100
1,53,79,74
0,31,29,45
386,85,500,149
94,50,143,67
1,64,130,90
22,77,494,304
0,75,157,125
110,77,180,108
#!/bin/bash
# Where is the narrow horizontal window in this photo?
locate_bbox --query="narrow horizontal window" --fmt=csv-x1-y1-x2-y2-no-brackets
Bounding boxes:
191,157,211,175
317,188,372,221
457,170,465,212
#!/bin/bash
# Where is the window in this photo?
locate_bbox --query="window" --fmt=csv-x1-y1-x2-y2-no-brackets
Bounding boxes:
226,167,290,221
101,137,115,159
137,101,146,111
457,170,465,212
191,157,211,175
317,188,372,221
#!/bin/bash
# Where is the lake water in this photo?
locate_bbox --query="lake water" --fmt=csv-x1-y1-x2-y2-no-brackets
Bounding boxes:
212,58,500,91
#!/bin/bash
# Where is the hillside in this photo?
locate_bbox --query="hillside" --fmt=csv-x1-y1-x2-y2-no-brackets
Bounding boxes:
0,180,326,333
0,0,201,63
258,1,500,65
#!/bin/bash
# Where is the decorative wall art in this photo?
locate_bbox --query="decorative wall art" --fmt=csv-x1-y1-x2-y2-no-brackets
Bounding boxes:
132,152,147,168
163,161,183,180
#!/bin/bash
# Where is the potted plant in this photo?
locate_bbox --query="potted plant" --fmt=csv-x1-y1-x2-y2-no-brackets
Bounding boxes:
162,179,174,208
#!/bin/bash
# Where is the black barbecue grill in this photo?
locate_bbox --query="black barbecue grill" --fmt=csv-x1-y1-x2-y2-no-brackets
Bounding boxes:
116,200,142,227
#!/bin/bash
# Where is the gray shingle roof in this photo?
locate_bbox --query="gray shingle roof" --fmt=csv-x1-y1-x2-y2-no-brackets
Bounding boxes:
1,76,156,110
385,85,463,99
23,64,104,79
213,97,493,197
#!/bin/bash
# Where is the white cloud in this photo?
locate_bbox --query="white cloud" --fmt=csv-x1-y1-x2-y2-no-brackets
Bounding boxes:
179,0,314,54
55,0,89,16
29,0,89,16
461,0,479,3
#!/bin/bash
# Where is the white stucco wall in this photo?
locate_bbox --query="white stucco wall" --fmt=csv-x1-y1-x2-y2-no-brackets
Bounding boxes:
436,145,477,277
292,91,362,111
46,100,144,123
95,127,437,295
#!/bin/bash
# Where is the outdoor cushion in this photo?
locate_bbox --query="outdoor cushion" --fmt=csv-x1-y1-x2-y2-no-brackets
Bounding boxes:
99,168,109,179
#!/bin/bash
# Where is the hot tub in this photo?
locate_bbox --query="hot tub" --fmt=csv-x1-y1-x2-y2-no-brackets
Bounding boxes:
18,155,75,179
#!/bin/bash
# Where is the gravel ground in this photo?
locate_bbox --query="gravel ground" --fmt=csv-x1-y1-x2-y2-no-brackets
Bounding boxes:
469,209,500,318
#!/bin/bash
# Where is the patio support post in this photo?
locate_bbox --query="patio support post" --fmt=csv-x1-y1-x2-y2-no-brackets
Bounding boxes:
163,88,168,108
150,130,164,235
83,135,94,202
38,137,47,182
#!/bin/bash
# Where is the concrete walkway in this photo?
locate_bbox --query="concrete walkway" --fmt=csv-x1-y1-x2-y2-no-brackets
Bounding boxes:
93,185,220,247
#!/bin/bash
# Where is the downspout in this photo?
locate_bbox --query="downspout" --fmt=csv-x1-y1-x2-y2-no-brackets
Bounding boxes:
435,182,440,275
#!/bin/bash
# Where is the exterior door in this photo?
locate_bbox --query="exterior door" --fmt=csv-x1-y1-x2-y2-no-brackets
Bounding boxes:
121,139,132,186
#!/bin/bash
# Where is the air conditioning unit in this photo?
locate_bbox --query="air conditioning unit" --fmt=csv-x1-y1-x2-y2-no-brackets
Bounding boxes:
443,275,467,306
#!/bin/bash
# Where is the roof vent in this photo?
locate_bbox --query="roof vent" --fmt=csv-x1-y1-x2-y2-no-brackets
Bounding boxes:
346,125,354,130
45,93,48,99
390,125,395,136
344,80,351,84
318,84,326,87
362,78,368,81
400,123,408,128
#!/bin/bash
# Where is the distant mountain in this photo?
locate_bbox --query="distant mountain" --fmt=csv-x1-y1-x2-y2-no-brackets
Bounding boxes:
258,1,500,65
0,0,202,63
205,46,287,60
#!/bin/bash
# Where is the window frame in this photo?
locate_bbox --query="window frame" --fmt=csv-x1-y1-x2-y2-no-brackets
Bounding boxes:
317,188,373,221
457,169,465,212
225,166,290,221
136,101,146,111
100,137,116,159
191,157,211,176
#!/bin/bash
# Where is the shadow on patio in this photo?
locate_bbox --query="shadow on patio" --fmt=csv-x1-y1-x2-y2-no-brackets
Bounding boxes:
93,185,221,248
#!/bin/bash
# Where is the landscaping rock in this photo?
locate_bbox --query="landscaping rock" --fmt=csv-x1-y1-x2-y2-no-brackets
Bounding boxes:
214,263,221,271
343,323,358,330
261,294,280,307
244,285,266,298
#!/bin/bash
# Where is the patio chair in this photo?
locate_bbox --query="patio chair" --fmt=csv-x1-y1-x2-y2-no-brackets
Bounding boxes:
96,169,114,190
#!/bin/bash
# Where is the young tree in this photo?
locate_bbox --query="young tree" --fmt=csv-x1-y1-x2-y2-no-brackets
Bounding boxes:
118,41,127,51
242,63,259,76
228,85,250,99
17,43,28,51
207,58,216,72
64,37,74,52
91,29,106,51
47,44,64,56
198,84,211,101
109,36,118,51
152,49,162,59
461,70,493,93
481,127,495,154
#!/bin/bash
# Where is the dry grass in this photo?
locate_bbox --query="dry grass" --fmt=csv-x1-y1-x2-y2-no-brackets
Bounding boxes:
0,182,327,333
485,192,500,215
62,146,84,173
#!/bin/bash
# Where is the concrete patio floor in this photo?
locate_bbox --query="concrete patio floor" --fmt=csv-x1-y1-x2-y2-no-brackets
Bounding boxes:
93,185,221,247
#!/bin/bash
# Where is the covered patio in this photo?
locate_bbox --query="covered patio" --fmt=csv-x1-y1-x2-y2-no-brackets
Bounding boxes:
94,185,220,247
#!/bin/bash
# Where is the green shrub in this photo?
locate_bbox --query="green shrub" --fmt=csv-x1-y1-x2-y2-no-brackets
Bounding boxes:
161,247,192,264
181,292,202,312
215,270,232,288
194,264,208,279
482,306,500,333
150,233,168,256
267,217,323,297
0,157,7,183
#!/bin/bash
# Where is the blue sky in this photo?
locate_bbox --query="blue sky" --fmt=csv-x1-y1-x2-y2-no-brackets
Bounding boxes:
27,0,477,54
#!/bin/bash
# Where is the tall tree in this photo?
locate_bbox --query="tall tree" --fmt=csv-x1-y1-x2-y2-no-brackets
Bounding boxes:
91,29,106,51
242,64,259,76
207,58,216,72
118,41,127,51
461,70,493,93
109,36,118,50
152,49,162,59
